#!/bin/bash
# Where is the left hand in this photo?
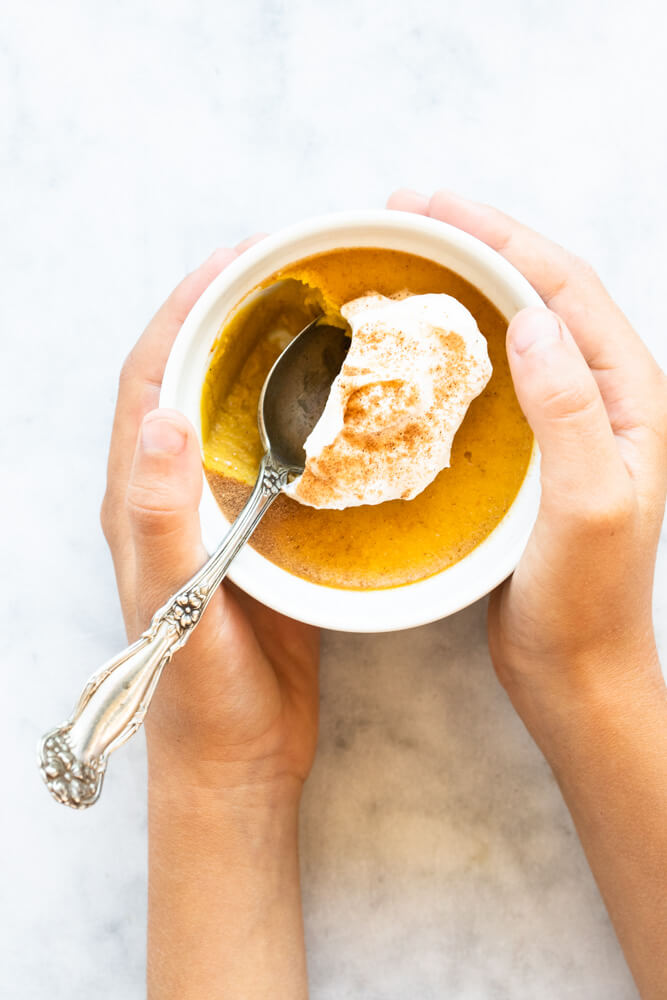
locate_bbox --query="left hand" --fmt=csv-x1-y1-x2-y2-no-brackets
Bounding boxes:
100,239,320,801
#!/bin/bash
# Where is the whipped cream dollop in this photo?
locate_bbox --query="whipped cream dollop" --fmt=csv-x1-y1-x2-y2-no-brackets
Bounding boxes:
284,292,493,509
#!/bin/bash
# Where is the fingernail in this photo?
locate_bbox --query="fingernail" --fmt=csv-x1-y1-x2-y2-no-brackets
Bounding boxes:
510,309,563,356
141,415,187,455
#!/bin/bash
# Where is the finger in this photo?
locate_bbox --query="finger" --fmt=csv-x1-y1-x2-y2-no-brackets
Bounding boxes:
426,189,650,375
426,190,667,489
507,308,631,513
386,188,430,214
103,248,238,546
228,581,320,696
125,410,208,612
125,408,278,713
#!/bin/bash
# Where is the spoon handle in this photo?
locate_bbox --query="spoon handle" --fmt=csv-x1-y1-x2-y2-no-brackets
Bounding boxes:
39,453,288,810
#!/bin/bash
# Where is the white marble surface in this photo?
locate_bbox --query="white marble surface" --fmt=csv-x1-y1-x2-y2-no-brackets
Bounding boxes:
2,1,666,997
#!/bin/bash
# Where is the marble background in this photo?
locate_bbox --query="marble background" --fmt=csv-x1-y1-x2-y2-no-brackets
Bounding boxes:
2,1,665,996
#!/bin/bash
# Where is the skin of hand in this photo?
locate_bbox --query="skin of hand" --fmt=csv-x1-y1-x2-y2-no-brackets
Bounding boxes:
100,236,319,999
389,189,667,1000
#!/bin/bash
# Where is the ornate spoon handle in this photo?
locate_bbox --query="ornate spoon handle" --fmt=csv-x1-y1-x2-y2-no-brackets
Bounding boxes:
39,453,288,809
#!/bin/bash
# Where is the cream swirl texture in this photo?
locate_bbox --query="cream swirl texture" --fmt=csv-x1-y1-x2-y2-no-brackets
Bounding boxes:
284,292,493,509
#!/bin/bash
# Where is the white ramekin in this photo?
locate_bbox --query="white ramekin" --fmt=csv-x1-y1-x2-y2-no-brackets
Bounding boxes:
160,210,542,632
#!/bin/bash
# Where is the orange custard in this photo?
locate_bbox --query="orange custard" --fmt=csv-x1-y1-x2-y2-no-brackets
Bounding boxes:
201,247,533,590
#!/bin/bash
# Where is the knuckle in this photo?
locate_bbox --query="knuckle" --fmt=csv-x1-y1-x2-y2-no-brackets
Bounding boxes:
125,484,181,536
546,255,599,305
541,380,600,423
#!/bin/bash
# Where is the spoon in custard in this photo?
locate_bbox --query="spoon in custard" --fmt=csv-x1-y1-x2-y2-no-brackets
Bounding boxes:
39,317,349,810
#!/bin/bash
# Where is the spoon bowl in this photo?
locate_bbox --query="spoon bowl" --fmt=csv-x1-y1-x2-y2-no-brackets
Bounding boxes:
260,318,350,469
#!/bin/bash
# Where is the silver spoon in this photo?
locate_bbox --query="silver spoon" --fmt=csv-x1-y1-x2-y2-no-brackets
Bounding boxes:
39,317,349,809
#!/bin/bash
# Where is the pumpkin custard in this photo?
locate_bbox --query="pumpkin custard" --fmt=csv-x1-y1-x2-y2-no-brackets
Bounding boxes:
201,247,533,590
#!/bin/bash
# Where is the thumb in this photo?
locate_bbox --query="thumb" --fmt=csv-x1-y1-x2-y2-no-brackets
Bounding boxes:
507,308,627,509
126,408,209,625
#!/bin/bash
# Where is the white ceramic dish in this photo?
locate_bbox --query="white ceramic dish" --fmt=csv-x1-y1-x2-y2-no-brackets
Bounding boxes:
160,210,542,632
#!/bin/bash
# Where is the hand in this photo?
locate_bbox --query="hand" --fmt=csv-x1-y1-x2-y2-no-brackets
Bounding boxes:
100,239,320,801
102,240,318,998
387,189,667,705
388,190,667,999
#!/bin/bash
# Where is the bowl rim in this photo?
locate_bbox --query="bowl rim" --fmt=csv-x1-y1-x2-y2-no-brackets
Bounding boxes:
160,209,543,633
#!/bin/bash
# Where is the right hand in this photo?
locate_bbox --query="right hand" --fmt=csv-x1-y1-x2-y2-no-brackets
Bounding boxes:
388,189,667,707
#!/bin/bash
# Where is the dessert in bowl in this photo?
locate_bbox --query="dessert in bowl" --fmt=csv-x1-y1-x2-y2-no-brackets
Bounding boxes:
160,211,542,632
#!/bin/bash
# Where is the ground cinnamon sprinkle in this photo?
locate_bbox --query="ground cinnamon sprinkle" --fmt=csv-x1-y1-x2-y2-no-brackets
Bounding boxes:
288,293,491,510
